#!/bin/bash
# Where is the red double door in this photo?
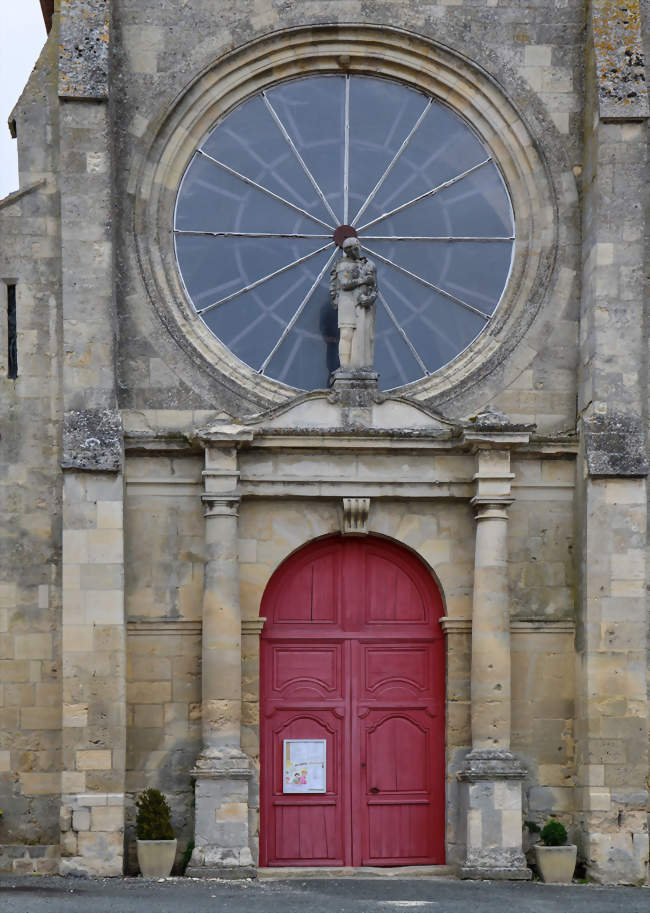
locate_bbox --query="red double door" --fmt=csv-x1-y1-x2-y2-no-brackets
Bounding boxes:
260,536,445,867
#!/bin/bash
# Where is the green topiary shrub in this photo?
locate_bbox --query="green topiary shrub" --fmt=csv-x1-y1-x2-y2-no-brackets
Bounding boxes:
540,818,567,847
135,788,175,841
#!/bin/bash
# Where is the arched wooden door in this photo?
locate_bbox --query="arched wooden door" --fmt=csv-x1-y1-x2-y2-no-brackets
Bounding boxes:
259,536,445,867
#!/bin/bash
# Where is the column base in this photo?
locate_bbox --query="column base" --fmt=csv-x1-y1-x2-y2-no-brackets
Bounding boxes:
185,863,256,879
459,749,531,881
189,747,253,876
460,865,532,881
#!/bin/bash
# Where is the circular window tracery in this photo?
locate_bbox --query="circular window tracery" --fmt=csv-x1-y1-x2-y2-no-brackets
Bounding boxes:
174,74,514,392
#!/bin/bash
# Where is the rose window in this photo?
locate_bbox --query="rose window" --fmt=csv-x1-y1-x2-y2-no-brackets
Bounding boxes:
174,74,514,391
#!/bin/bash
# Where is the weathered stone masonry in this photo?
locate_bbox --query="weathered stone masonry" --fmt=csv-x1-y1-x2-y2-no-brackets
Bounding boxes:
0,0,648,884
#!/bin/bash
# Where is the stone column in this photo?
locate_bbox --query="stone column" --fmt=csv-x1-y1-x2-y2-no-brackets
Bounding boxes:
470,496,511,751
188,440,253,877
460,418,531,880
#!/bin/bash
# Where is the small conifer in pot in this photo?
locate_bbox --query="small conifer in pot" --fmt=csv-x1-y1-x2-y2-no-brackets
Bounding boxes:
136,788,175,840
540,818,567,847
135,788,177,877
535,817,576,883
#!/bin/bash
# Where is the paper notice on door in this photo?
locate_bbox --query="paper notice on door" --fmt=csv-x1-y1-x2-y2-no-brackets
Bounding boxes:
283,739,326,793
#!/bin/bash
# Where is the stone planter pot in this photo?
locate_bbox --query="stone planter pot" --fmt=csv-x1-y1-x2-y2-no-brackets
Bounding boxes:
136,838,177,877
535,844,577,883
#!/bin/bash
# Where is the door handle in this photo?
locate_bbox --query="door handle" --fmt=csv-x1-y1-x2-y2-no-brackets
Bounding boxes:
369,786,380,793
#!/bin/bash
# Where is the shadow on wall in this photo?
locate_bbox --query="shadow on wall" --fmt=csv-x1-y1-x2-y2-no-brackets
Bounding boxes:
124,740,199,875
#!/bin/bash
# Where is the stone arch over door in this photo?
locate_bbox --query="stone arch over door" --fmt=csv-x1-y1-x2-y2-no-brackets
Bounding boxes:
259,534,445,867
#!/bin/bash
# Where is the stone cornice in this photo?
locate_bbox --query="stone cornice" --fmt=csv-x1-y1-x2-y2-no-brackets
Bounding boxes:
127,619,269,636
462,430,532,450
195,428,255,446
123,421,579,459
127,621,202,635
0,179,47,210
439,617,575,635
242,618,266,636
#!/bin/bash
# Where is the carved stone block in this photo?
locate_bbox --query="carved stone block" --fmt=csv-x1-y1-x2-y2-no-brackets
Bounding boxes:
342,497,370,534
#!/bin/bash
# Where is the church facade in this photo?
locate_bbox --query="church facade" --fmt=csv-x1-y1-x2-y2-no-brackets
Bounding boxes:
0,0,649,883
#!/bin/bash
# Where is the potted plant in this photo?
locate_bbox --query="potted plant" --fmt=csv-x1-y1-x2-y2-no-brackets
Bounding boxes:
135,788,177,877
534,818,577,883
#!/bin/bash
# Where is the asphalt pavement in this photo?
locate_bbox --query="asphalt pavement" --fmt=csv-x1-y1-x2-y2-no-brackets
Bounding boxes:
1,875,650,913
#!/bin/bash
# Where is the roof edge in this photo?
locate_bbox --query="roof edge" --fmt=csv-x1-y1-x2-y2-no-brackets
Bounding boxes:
40,0,54,33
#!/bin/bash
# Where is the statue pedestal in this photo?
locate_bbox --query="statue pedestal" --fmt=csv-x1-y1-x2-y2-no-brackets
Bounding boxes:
328,370,382,427
329,369,381,405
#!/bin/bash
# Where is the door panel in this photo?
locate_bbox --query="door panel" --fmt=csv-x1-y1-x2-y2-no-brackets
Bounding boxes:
267,642,343,699
260,536,445,867
365,554,427,623
273,552,338,625
360,643,432,699
366,714,429,792
355,706,443,865
263,709,346,866
273,801,340,862
366,802,432,862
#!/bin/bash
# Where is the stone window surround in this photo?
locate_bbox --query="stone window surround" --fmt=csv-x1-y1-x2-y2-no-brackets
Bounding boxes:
133,24,557,412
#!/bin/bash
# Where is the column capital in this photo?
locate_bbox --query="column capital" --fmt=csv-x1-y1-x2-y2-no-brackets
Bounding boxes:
201,494,241,518
195,428,255,447
201,454,241,515
461,407,533,452
463,431,531,451
471,499,513,521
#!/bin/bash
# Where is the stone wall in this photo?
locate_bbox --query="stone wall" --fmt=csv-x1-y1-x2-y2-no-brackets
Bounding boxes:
0,31,62,847
0,0,647,883
124,454,204,622
0,844,59,875
114,0,582,428
123,452,205,869
573,0,650,883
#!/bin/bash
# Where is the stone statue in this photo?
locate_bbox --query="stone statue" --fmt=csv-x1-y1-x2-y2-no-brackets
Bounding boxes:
329,236,377,372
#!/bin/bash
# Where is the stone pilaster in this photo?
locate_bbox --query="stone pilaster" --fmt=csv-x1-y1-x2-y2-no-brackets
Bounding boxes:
187,441,253,877
574,4,650,885
57,1,126,877
460,420,532,880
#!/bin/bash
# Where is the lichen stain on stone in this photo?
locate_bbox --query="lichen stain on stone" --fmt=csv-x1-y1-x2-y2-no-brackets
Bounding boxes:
584,411,649,477
65,344,93,368
62,409,123,472
592,0,649,116
58,0,109,99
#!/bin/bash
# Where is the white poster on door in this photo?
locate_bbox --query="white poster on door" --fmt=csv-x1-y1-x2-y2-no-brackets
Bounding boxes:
283,739,326,793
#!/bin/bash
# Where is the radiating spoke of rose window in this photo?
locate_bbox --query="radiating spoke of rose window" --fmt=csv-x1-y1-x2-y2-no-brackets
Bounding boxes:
174,74,515,392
